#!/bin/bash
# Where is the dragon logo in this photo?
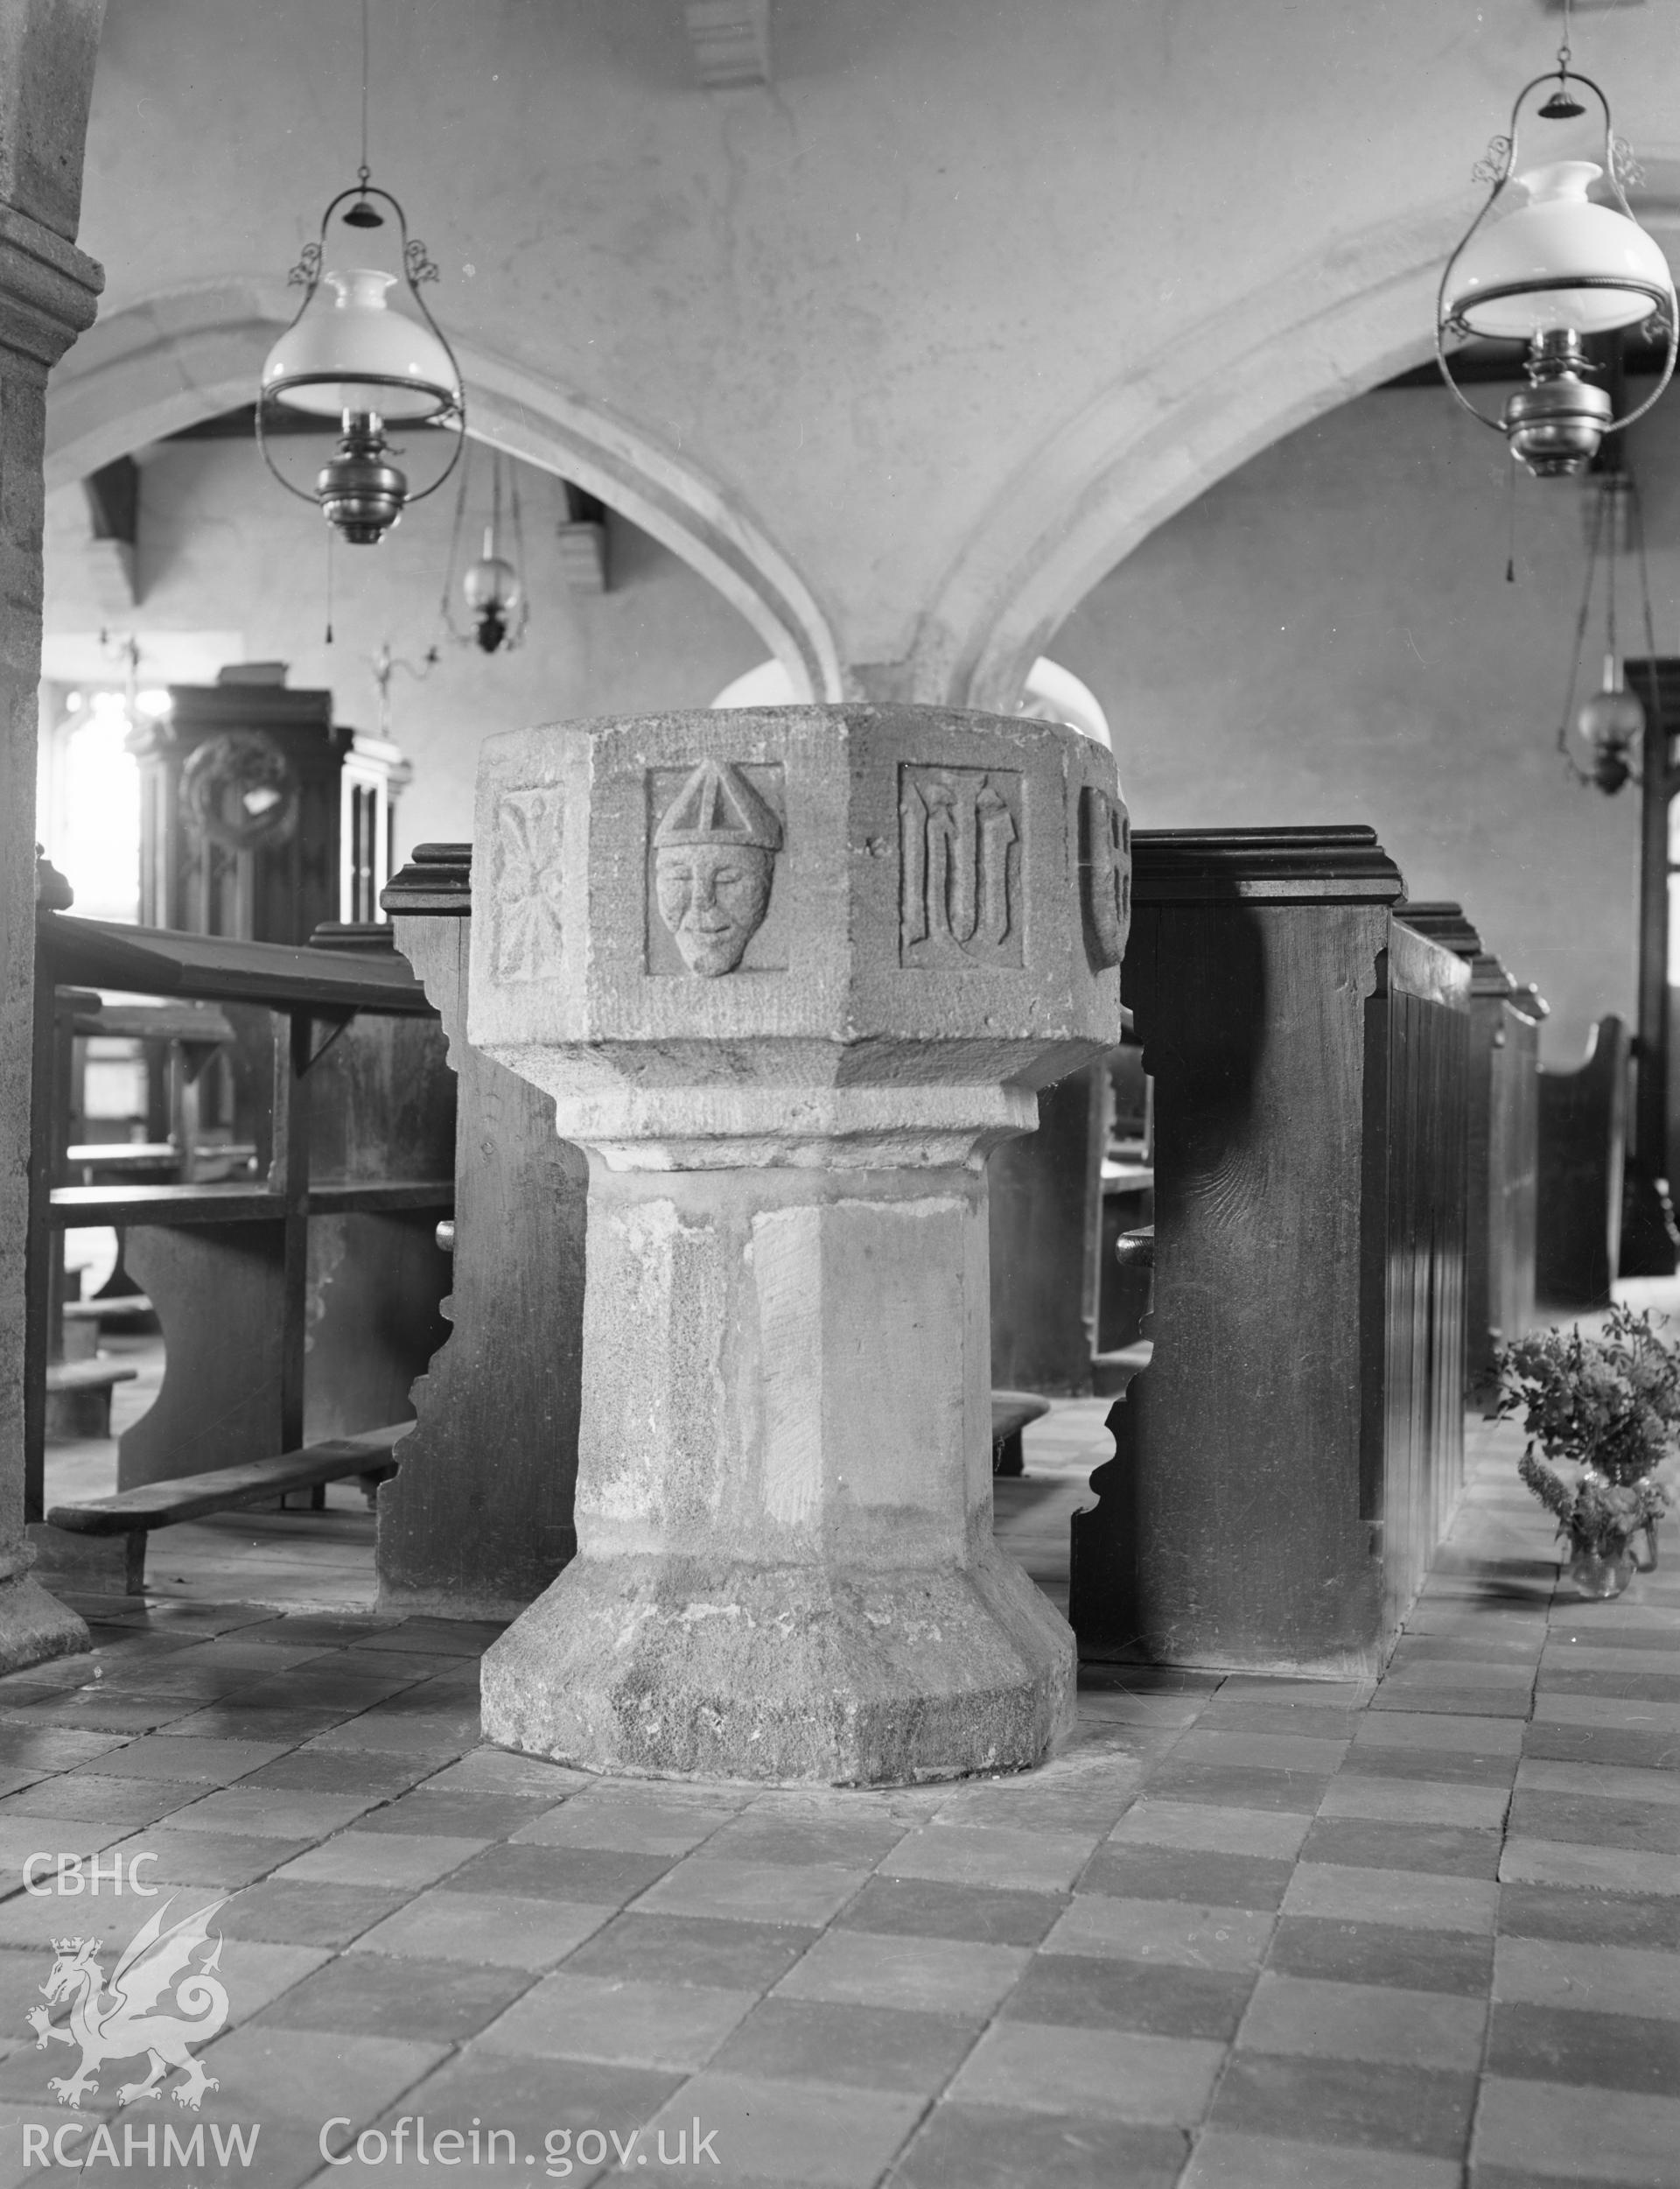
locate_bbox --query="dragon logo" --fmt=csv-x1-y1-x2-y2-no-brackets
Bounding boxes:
28,1898,230,2111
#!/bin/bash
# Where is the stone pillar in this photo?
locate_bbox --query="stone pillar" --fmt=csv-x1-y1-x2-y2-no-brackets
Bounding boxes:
470,705,1127,1784
0,1,105,1670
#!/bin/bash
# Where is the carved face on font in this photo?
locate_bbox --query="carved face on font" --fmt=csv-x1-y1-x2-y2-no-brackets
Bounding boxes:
653,759,782,977
655,843,775,976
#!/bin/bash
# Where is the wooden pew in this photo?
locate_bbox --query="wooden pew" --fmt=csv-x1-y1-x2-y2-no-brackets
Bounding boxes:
379,845,586,1619
1536,1015,1629,1311
43,991,241,1435
26,971,136,1443
1094,1038,1153,1393
27,910,452,1589
1068,826,1472,1676
988,1060,1112,1395
1396,903,1545,1407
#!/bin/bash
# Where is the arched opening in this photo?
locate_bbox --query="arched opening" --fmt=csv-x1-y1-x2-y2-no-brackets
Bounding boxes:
922,193,1680,714
46,287,844,705
712,654,1113,750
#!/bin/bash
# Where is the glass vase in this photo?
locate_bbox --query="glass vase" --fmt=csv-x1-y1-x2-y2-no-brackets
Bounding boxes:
1565,1536,1636,1600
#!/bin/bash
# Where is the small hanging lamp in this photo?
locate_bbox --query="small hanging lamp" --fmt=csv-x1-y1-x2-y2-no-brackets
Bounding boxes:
256,3,465,544
440,445,528,654
1557,466,1658,796
1437,6,1676,477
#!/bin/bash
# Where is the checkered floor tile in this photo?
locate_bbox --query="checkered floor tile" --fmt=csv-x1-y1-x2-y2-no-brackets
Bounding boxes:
0,1403,1671,2186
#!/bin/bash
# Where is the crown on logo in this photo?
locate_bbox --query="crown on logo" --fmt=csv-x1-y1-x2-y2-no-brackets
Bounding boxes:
654,760,782,853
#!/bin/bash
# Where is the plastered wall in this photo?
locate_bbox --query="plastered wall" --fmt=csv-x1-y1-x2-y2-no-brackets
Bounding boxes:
57,0,1680,703
43,436,765,856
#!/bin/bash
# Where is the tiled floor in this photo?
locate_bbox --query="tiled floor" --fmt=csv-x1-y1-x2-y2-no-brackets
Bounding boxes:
3,1407,1675,2187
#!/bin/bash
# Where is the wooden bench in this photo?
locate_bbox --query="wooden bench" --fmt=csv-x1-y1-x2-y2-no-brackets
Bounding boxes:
61,1295,154,1329
27,909,452,1518
31,1425,408,1596
43,1358,138,1441
990,1392,1051,1477
989,1059,1115,1396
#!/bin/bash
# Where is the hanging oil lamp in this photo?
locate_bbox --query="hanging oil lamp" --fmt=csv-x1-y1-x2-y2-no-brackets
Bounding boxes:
1437,13,1676,477
440,445,528,654
256,179,465,544
1558,467,1656,796
255,5,464,543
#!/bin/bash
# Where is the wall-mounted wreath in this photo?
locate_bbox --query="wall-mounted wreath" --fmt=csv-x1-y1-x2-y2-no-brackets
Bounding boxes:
179,733,300,852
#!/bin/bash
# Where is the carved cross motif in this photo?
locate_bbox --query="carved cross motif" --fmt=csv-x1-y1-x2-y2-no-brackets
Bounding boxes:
1080,784,1130,970
492,789,565,983
899,766,1024,970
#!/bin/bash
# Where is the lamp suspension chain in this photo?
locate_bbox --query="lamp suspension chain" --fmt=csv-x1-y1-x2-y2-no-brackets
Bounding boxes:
359,0,372,191
1632,467,1662,764
255,0,465,545
438,438,473,628
1558,468,1606,770
1506,456,1516,585
509,454,525,600
1634,468,1660,670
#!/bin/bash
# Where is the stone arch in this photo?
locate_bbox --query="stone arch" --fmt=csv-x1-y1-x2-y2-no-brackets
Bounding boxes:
45,280,844,703
712,653,1111,749
926,187,1680,716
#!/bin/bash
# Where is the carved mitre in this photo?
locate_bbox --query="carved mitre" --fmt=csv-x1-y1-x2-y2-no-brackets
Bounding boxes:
653,757,782,853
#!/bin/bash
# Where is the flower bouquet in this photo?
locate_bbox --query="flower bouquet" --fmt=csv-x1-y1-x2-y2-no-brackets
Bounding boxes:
1494,1305,1677,1599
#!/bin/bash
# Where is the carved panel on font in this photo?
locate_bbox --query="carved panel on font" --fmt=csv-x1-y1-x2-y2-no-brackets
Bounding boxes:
899,766,1024,971
491,789,565,984
1081,784,1131,970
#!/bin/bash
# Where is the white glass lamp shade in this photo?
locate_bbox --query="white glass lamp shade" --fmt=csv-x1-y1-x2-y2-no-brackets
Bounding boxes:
1449,164,1675,339
1578,656,1645,748
261,270,462,422
464,545,520,614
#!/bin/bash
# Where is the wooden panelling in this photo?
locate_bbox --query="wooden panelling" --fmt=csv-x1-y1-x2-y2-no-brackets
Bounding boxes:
1393,903,1544,1407
1376,923,1473,1636
1491,1003,1542,1366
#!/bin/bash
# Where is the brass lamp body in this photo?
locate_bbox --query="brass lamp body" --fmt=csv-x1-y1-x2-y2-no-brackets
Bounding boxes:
1505,331,1614,477
316,414,410,545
